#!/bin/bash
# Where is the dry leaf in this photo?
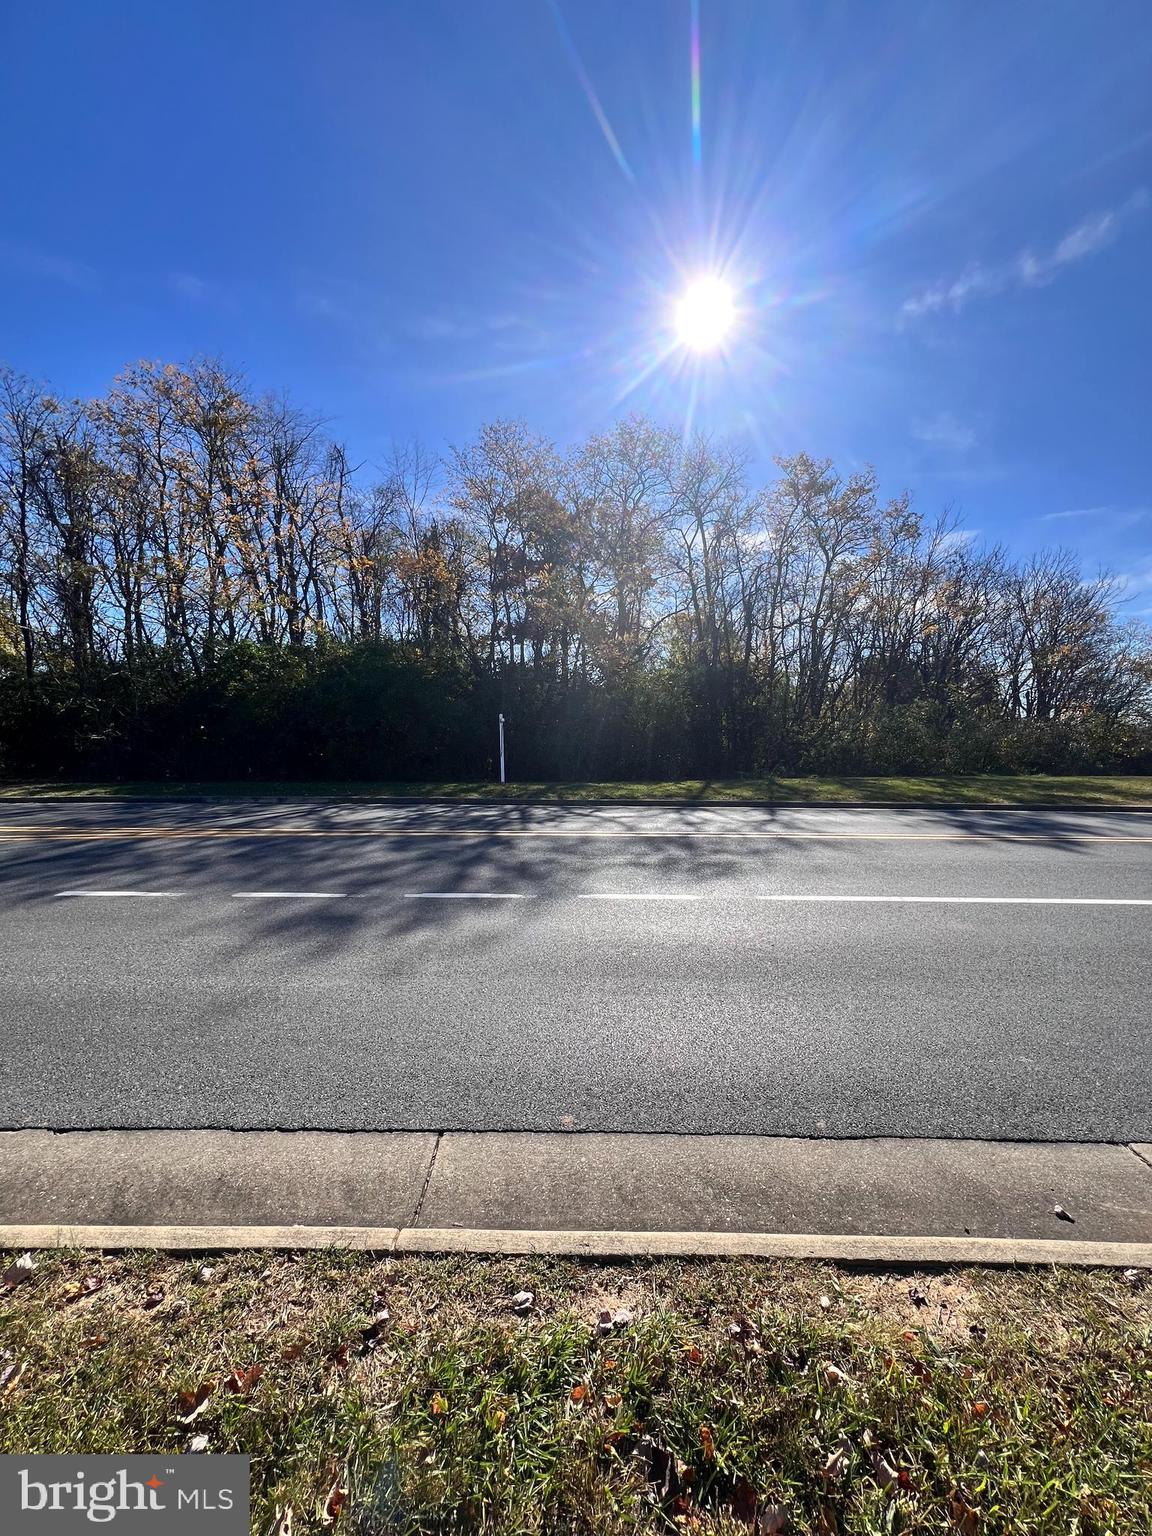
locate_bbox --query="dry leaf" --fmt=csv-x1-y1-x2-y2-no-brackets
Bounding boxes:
0,1360,27,1395
685,1345,704,1365
818,1362,850,1388
822,1433,851,1482
699,1424,716,1461
603,1391,622,1408
175,1380,217,1423
759,1504,789,1534
188,1434,209,1453
948,1487,980,1535
971,1400,989,1417
1,1253,35,1290
570,1384,587,1402
197,1265,215,1283
430,1393,447,1416
224,1364,263,1397
321,1482,346,1528
818,1294,831,1311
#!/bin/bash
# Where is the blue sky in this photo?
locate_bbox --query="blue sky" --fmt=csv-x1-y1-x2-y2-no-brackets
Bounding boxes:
2,0,1151,607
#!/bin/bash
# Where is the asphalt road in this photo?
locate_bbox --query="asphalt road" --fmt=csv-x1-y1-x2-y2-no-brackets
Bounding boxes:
1,799,1150,1140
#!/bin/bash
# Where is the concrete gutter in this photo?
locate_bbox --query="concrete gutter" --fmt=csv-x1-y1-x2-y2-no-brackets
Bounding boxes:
1,1130,1150,1266
1,1222,1150,1267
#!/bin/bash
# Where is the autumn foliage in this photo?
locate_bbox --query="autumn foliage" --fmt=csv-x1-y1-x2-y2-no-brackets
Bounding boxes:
1,359,1149,780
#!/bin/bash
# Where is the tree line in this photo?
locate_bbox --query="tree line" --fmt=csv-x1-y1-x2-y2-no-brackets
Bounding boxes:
2,357,1150,780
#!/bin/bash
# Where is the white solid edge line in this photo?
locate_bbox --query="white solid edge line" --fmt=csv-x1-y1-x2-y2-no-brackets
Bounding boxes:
231,892,347,899
751,894,1152,905
404,892,529,899
55,890,183,897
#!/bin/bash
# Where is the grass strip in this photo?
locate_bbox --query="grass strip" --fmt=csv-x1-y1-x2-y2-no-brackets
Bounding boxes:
2,1250,1149,1534
1,775,1151,806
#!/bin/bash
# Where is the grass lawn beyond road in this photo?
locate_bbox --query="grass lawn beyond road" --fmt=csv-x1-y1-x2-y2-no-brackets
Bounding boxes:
1,1251,1149,1534
1,774,1150,806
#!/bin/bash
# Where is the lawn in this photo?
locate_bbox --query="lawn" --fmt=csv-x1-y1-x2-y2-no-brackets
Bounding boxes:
1,1250,1149,1534
1,774,1151,806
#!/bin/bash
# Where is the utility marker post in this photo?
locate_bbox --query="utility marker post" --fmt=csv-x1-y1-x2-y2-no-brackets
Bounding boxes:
498,713,506,784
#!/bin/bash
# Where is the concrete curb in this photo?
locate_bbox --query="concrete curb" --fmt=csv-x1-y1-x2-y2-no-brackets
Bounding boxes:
2,1222,1149,1267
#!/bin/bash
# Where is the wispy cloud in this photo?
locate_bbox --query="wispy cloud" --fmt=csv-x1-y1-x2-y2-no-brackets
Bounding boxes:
1042,504,1151,527
902,189,1148,320
168,271,215,303
912,411,976,453
0,240,100,291
410,311,527,344
939,527,981,551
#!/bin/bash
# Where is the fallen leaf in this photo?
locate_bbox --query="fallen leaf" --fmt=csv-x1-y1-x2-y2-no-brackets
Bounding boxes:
971,1400,989,1417
730,1476,758,1522
1,1253,35,1290
818,1294,831,1311
224,1364,263,1397
77,1335,108,1353
570,1384,587,1403
948,1486,980,1535
430,1393,447,1416
0,1360,27,1395
321,1482,346,1528
64,1276,104,1303
822,1433,851,1482
510,1290,534,1314
197,1265,216,1283
868,1445,899,1490
282,1341,305,1362
699,1424,716,1461
759,1504,789,1534
818,1362,850,1388
634,1436,682,1502
330,1343,350,1370
685,1345,704,1365
603,1357,617,1370
815,1503,838,1536
188,1435,209,1453
603,1391,622,1408
175,1380,217,1423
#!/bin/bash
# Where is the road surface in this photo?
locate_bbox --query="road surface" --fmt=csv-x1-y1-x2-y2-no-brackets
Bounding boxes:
0,799,1149,1140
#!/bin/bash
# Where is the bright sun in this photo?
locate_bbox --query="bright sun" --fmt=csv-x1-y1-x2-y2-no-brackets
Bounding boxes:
674,275,736,351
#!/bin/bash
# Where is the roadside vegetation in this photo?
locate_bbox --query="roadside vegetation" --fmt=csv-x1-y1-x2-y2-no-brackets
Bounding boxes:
1,773,1151,805
2,1250,1149,1534
3,361,1152,786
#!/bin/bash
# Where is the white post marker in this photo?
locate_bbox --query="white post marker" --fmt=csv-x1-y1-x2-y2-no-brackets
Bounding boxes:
498,712,506,784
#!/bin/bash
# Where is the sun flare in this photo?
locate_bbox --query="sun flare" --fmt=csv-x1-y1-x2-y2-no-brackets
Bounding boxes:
674,275,736,351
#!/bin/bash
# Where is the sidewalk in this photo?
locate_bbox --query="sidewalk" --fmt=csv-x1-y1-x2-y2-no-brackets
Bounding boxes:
2,1129,1150,1264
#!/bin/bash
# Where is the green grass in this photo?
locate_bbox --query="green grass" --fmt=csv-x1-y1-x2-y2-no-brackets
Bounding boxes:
1,774,1151,805
2,1251,1149,1534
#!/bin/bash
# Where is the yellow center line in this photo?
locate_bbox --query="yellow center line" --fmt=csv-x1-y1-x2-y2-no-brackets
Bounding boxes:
1,827,1151,844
